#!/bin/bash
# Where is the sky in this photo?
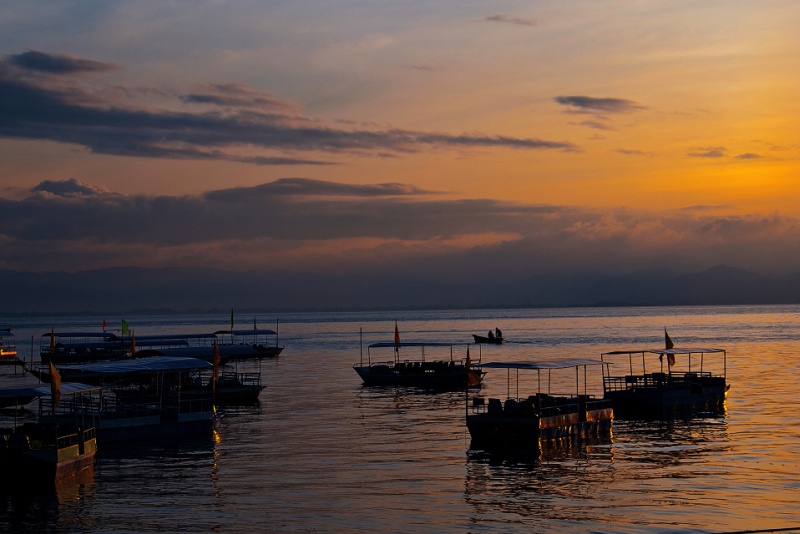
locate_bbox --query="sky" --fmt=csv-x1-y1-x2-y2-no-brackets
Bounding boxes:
1,1,799,282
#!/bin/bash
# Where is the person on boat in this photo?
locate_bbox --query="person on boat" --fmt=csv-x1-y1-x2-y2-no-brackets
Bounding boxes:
487,330,495,339
495,328,502,339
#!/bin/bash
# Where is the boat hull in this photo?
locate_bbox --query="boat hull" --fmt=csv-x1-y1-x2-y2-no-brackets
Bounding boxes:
467,397,613,450
0,426,97,481
354,361,483,389
472,335,502,344
604,375,729,419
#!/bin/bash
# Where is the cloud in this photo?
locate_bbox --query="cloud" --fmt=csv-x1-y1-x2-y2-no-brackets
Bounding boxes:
2,178,800,276
555,96,646,114
486,15,537,26
9,49,121,75
688,146,726,158
0,50,578,165
735,152,763,160
615,148,653,156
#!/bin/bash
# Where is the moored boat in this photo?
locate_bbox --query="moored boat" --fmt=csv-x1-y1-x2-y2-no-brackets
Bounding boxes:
0,382,100,481
31,357,221,444
39,330,126,365
466,359,613,450
354,337,484,390
0,328,17,364
600,346,729,419
213,328,285,359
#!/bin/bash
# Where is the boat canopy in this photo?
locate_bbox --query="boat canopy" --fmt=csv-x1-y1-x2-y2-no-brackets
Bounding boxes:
134,333,217,341
602,347,725,356
0,382,101,407
476,358,608,370
215,329,278,336
58,356,212,376
42,331,120,339
368,342,457,349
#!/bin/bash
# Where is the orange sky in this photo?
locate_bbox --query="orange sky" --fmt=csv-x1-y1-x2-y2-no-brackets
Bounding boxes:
0,2,798,277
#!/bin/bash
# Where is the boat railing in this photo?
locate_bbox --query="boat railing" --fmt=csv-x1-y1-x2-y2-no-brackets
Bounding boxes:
471,395,609,417
605,370,721,392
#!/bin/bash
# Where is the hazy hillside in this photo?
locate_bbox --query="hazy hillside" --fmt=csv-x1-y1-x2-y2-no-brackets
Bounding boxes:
2,264,799,315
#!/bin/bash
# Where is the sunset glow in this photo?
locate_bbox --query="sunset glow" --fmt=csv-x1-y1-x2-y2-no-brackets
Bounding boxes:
0,1,798,283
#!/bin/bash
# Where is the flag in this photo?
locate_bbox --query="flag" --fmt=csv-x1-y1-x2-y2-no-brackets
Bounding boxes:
130,331,136,358
665,328,674,350
230,308,234,330
394,321,400,355
49,360,62,409
102,319,107,331
661,329,676,367
122,319,129,336
466,346,481,387
49,325,56,354
254,317,257,331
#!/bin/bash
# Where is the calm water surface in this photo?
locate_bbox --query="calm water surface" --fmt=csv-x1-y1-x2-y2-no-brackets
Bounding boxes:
1,305,799,532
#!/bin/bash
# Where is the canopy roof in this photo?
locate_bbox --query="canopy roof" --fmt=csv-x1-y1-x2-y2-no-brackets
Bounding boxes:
58,356,212,375
368,342,457,348
0,382,100,407
42,331,120,340
477,358,607,370
602,347,725,356
215,329,278,336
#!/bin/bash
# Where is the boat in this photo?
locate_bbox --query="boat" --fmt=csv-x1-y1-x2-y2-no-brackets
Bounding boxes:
473,328,504,344
466,359,614,450
30,357,221,444
353,338,484,390
0,382,100,481
213,328,285,359
600,346,729,419
39,330,127,365
0,328,17,364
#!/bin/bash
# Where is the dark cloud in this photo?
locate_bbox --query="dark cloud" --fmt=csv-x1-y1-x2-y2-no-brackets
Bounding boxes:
486,15,537,26
9,49,120,74
579,119,613,131
2,178,800,277
688,146,726,158
0,50,578,165
615,148,652,156
555,96,646,114
735,152,763,160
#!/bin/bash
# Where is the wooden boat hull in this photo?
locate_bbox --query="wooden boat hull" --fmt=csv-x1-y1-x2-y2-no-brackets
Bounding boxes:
354,361,483,389
0,426,97,481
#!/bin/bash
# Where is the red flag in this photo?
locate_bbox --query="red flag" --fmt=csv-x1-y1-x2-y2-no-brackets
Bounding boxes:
394,322,400,345
49,360,62,409
466,346,480,387
130,332,136,358
665,328,674,350
102,319,107,331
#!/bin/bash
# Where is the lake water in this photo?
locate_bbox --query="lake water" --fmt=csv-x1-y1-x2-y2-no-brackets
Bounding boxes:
1,305,799,533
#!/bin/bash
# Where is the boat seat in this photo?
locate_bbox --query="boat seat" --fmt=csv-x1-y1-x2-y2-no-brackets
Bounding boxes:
488,398,503,414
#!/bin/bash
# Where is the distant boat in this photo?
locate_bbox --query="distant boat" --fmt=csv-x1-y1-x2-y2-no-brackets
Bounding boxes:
600,346,730,419
353,336,484,390
0,382,100,481
39,330,127,365
473,328,504,344
0,328,17,364
466,359,613,451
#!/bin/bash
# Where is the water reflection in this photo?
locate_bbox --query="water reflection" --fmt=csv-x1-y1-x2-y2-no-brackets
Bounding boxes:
0,466,97,531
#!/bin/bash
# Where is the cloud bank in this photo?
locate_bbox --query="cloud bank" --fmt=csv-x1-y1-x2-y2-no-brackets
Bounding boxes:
2,178,799,278
0,50,578,166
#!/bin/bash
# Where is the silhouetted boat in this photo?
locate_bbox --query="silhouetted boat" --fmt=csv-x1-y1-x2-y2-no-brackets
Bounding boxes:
466,359,613,450
600,347,729,419
39,330,125,365
354,337,484,390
